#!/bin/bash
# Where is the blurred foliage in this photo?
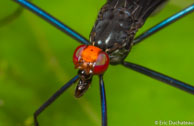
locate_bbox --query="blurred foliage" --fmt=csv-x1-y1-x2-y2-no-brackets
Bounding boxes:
0,0,194,126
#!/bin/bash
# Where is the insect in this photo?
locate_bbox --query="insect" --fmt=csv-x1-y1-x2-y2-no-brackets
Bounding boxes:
2,0,194,126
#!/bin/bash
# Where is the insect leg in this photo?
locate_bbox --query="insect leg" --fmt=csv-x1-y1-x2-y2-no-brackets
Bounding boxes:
13,0,90,45
122,61,194,95
34,75,79,126
99,75,107,126
0,7,23,27
133,4,194,45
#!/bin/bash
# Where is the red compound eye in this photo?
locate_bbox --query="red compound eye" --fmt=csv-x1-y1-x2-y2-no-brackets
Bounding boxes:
73,45,109,75
73,45,87,65
93,52,109,74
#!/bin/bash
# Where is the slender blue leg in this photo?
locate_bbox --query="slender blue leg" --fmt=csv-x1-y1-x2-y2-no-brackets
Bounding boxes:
0,7,23,27
99,75,107,126
122,61,194,95
34,75,79,126
133,3,194,45
13,0,90,45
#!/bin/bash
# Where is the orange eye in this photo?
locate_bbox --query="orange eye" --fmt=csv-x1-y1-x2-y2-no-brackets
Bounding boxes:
93,52,109,74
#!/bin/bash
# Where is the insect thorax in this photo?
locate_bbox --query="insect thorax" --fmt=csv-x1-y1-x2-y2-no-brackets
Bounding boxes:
90,0,137,65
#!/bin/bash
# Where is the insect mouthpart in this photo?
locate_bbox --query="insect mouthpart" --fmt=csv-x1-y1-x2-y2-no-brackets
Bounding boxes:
75,70,93,98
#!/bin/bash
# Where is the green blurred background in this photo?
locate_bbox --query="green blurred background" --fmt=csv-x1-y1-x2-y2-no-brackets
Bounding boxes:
0,0,194,126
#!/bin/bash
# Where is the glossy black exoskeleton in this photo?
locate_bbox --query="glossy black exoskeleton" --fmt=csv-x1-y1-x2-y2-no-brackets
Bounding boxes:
75,70,93,98
12,0,194,126
90,0,167,65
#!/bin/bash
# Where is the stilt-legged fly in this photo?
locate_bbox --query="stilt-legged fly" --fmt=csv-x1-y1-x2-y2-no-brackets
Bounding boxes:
1,0,194,126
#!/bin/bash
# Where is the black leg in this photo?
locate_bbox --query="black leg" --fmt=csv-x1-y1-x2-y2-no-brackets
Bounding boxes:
0,7,23,27
122,61,194,95
99,75,107,126
34,75,79,126
133,3,194,45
